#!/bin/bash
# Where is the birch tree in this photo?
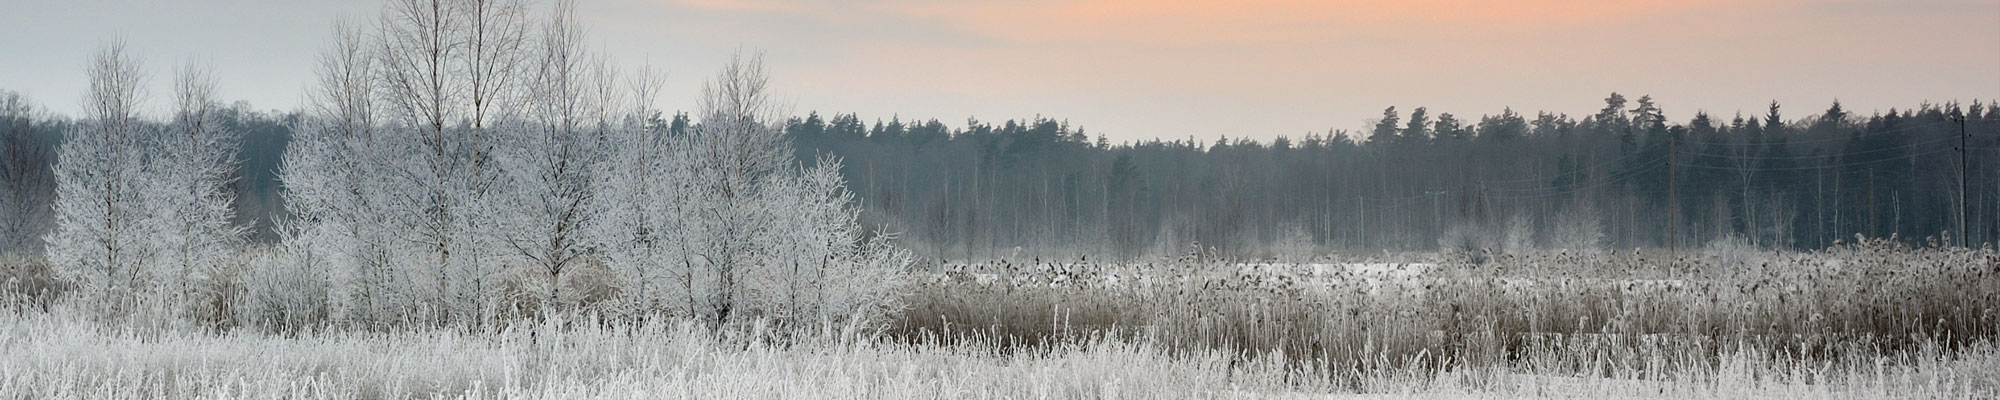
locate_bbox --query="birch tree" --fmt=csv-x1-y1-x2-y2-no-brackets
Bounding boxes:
496,0,603,313
754,157,911,325
591,65,689,316
46,41,159,319
371,0,526,321
278,18,401,326
151,61,245,317
682,51,791,323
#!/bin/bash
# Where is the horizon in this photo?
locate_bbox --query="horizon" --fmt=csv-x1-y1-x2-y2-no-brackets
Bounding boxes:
4,0,1997,142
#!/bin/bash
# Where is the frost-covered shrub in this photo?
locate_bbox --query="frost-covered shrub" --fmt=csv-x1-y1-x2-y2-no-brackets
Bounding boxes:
1548,200,1605,253
1702,234,1761,275
1499,214,1536,255
1268,223,1316,263
0,253,64,312
238,244,328,331
1437,224,1493,255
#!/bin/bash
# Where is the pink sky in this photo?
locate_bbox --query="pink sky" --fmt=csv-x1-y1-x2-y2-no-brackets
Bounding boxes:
4,0,1996,141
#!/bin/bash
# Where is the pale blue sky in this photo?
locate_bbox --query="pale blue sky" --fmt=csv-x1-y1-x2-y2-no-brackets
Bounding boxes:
4,0,1996,141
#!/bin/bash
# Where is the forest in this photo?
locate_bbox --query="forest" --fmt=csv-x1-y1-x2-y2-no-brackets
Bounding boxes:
787,98,2000,259
9,89,1998,261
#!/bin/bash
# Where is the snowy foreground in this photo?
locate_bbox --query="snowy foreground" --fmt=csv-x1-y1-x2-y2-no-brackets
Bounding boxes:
6,241,1998,398
1,311,1993,399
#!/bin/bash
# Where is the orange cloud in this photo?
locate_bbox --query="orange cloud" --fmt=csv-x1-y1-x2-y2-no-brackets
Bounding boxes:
894,0,1735,45
672,0,814,14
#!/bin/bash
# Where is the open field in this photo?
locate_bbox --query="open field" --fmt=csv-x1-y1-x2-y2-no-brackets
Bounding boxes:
1,311,1995,399
3,237,1995,398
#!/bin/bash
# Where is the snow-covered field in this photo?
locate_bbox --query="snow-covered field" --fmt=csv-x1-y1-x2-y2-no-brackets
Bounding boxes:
4,240,1995,398
2,311,1993,399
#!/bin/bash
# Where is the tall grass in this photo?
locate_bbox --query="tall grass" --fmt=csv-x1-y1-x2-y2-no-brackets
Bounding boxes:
891,238,2000,380
2,239,1996,397
2,310,1994,399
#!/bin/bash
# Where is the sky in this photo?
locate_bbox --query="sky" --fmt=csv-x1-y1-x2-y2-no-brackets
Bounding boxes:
3,0,1997,142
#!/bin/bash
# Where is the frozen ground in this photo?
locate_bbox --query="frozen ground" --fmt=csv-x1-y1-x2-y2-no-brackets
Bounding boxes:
2,311,1992,399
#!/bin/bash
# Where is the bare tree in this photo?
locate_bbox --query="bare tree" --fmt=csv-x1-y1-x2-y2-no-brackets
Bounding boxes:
46,41,158,319
459,0,529,148
315,18,378,142
281,17,400,326
592,63,686,315
376,0,458,141
371,0,526,322
684,51,791,323
495,0,601,313
0,91,55,255
754,157,912,325
151,60,245,317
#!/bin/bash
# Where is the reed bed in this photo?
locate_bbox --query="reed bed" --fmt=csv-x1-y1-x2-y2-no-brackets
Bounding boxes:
890,237,2000,381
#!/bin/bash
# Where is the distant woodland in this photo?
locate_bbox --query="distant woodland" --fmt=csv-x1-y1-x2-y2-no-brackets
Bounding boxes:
5,91,1997,260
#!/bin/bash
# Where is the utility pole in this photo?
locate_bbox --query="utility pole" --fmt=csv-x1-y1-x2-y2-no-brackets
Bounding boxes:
1358,195,1367,249
1960,116,1970,247
1427,190,1446,240
1668,131,1678,253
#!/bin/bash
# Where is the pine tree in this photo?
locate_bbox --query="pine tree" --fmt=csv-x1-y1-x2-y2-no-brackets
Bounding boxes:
1369,106,1400,145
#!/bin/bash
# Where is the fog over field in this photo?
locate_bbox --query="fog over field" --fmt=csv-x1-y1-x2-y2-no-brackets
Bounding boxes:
1,0,1997,398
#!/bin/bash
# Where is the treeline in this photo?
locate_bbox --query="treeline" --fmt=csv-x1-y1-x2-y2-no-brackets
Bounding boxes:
785,95,2000,259
9,85,1996,263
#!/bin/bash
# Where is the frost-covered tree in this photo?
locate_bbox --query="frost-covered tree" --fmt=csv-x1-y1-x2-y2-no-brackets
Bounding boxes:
279,18,402,326
495,0,608,313
372,0,525,321
590,65,690,316
648,52,914,325
274,0,914,328
682,51,793,323
46,41,160,318
151,61,245,316
1499,213,1536,254
753,157,911,324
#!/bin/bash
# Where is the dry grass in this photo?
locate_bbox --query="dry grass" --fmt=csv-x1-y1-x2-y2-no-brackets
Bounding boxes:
0,253,63,313
891,238,2000,382
2,239,1996,398
1,310,1994,399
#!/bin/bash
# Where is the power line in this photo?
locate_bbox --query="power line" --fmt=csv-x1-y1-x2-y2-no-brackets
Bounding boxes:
1679,146,1959,172
1676,134,1964,161
1682,119,1959,147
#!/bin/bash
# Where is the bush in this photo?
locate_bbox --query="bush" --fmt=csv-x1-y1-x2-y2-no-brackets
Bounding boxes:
0,253,65,312
239,244,328,332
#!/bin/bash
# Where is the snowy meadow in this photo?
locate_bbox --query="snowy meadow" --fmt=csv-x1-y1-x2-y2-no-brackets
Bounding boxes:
2,0,1997,398
4,242,1998,398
